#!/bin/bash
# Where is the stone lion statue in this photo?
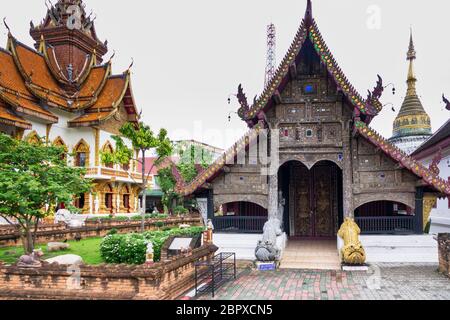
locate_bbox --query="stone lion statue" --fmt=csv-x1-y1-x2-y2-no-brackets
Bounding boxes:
338,218,366,265
255,217,283,262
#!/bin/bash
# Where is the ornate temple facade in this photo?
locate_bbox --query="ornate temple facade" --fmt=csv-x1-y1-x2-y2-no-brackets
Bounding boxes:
0,0,142,215
389,33,432,155
176,1,450,236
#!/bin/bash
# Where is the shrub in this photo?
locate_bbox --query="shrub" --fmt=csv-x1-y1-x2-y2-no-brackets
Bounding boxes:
113,216,129,222
107,228,118,236
131,215,142,221
157,213,169,219
100,226,205,264
155,221,165,228
173,206,189,215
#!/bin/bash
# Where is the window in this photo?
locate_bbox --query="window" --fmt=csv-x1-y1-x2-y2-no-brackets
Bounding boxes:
105,193,113,209
306,129,313,138
76,152,87,167
123,194,130,209
75,194,85,209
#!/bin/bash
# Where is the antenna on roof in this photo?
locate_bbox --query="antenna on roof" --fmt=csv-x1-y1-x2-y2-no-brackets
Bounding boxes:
265,23,276,88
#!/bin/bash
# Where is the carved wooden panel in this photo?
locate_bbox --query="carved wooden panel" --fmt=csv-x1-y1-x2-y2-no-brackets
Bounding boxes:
313,165,335,237
312,103,335,120
292,164,311,237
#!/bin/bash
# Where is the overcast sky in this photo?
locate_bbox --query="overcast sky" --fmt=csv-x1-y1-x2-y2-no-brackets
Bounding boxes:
1,0,449,149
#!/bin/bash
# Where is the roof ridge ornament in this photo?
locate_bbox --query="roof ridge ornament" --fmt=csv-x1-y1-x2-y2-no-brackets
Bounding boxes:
304,0,313,25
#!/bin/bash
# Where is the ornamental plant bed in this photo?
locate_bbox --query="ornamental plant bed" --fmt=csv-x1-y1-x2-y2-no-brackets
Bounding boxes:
100,226,205,265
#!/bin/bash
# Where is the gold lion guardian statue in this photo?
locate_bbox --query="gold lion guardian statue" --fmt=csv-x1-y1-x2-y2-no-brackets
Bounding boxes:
338,218,366,265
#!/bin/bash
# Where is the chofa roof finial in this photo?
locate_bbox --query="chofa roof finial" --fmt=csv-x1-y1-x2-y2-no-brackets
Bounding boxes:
305,0,313,24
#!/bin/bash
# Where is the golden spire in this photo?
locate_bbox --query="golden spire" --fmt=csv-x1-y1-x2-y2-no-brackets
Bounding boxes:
390,29,432,141
406,29,417,96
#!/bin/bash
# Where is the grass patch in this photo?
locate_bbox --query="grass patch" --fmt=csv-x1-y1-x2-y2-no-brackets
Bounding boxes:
0,237,103,265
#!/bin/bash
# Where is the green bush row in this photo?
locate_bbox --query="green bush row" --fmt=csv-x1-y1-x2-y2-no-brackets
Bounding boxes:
100,226,205,265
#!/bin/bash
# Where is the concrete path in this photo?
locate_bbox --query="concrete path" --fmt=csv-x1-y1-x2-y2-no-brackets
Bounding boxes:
361,235,438,263
214,233,261,260
213,234,439,265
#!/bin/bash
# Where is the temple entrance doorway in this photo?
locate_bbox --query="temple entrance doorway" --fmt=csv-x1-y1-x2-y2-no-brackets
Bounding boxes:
278,160,343,239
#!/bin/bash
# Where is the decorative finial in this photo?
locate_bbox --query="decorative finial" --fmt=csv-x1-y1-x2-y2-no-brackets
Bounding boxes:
443,94,450,111
407,28,416,61
304,0,313,24
128,57,134,70
3,17,11,34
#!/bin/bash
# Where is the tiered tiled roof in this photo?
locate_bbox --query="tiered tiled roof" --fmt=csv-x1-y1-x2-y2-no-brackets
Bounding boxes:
0,0,138,129
177,0,450,197
0,100,31,130
355,121,450,195
238,0,382,125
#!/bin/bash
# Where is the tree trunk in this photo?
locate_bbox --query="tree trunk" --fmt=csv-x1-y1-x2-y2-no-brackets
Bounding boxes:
22,226,34,255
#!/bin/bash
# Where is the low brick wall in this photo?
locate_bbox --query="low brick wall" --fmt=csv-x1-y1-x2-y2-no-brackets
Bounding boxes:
438,234,450,278
0,244,217,300
0,215,202,247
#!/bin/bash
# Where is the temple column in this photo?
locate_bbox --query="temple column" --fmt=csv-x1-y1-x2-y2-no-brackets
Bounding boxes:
268,174,278,219
342,121,354,218
207,189,214,221
415,187,424,234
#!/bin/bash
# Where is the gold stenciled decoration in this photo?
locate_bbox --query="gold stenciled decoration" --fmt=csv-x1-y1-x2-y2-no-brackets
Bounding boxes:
338,218,366,265
423,194,437,231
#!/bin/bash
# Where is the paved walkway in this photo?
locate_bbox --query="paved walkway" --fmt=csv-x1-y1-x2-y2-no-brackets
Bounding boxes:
196,264,450,300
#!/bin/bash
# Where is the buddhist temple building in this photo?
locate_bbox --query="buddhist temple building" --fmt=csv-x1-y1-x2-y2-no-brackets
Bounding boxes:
176,0,450,237
0,0,142,215
412,110,450,233
389,32,433,155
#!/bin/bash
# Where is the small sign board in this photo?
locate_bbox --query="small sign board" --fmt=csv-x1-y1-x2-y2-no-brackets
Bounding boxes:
169,238,194,250
256,261,277,271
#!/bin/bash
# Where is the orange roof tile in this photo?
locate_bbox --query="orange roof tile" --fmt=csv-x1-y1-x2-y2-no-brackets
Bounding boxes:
68,111,112,124
12,39,62,95
0,100,32,129
0,49,57,122
89,74,128,109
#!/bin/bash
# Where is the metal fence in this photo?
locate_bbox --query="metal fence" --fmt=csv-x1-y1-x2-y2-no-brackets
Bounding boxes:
355,216,415,234
212,216,267,233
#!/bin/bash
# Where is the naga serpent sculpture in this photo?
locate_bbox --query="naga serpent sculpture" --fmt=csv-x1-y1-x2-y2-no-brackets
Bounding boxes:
337,218,366,265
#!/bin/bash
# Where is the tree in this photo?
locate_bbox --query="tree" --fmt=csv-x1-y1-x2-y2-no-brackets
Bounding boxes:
0,134,92,254
110,122,173,232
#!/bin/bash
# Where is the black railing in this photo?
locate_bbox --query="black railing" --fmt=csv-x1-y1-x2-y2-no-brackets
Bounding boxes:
355,216,415,235
195,252,236,298
212,216,267,233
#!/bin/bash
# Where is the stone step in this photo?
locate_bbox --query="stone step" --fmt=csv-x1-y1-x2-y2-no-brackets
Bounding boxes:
279,261,341,270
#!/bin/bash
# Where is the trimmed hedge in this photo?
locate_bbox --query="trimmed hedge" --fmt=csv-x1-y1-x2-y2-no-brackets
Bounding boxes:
100,226,205,264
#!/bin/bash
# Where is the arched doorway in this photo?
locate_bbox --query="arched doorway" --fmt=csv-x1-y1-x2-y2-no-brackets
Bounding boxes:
213,201,268,233
278,160,343,239
354,200,415,234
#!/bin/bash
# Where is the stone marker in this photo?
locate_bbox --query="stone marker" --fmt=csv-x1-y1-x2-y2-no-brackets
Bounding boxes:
46,254,83,265
47,242,70,252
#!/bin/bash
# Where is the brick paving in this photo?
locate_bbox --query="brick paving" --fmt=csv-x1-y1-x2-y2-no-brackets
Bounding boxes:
196,263,450,300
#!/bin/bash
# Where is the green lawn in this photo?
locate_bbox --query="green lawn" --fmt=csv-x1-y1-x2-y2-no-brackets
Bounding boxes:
0,237,103,265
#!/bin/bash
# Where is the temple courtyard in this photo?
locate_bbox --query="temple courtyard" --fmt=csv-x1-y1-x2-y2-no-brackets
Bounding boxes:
195,264,450,300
